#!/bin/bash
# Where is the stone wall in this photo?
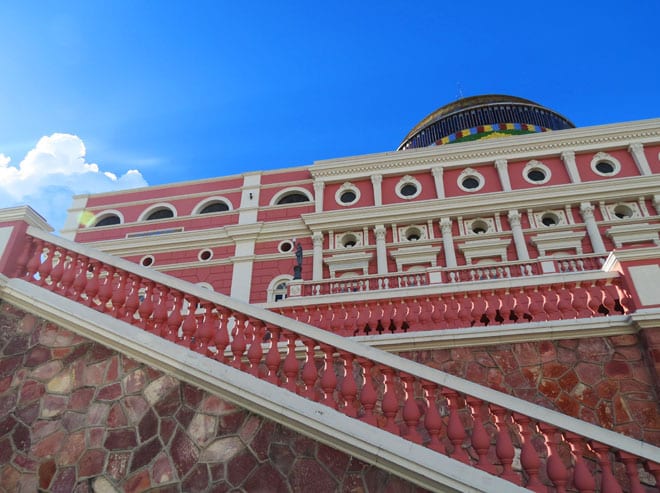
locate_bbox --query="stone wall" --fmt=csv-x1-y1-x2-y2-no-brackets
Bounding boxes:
0,301,427,493
400,335,660,445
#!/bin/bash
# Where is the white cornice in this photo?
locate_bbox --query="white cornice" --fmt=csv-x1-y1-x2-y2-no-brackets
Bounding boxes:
0,205,53,232
310,119,660,181
301,175,660,231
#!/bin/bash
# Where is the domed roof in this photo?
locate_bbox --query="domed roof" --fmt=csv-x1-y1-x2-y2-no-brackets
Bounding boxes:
398,94,575,150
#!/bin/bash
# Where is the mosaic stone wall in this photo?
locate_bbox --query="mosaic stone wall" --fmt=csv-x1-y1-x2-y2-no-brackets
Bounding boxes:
400,336,660,445
0,301,428,493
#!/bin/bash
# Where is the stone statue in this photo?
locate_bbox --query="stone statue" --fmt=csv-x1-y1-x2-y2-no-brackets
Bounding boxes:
293,242,303,279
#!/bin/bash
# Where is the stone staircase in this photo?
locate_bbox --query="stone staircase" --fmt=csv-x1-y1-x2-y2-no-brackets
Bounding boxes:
1,208,659,492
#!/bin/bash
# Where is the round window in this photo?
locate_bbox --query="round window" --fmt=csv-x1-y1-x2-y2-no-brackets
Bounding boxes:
462,177,480,189
613,204,633,219
340,190,357,203
405,227,422,241
342,234,358,248
471,220,489,234
279,240,294,253
400,184,418,197
541,213,559,226
199,249,213,261
141,255,154,267
527,168,547,182
595,161,615,174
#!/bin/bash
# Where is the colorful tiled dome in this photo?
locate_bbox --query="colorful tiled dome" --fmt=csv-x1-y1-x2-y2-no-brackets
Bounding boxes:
398,94,575,150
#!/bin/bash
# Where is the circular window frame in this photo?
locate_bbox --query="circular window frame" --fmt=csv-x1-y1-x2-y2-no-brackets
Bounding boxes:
404,226,423,242
198,249,213,261
470,219,490,235
523,160,552,185
278,240,295,253
540,212,560,227
335,182,360,207
613,204,634,219
140,255,155,267
590,152,621,177
395,175,422,200
457,168,485,193
339,232,359,249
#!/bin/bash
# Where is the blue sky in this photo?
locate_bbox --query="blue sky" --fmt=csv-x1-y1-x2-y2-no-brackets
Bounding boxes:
1,1,659,230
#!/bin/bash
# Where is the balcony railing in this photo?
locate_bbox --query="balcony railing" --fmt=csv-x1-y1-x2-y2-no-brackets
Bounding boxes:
292,254,607,298
1,221,657,492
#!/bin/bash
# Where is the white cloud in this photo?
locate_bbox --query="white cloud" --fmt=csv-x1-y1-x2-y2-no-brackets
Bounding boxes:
0,133,148,232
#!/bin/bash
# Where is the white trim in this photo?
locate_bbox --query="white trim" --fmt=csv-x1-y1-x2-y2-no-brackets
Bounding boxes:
140,254,155,267
457,168,485,192
270,187,313,206
192,196,233,214
395,175,422,200
138,202,178,221
523,159,552,185
335,182,361,206
278,239,295,254
197,249,214,262
90,209,124,227
267,274,293,302
591,151,622,177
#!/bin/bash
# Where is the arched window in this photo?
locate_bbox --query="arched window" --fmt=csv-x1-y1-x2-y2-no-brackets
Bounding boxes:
277,193,310,205
94,214,121,227
271,188,313,206
146,209,174,220
200,202,229,214
267,275,293,302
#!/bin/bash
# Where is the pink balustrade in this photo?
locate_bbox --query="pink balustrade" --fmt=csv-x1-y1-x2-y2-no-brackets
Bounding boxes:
281,278,631,336
5,227,659,492
295,254,608,297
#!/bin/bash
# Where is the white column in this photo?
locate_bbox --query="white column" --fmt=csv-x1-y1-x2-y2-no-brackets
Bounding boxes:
629,143,652,176
494,159,511,192
561,151,581,183
371,174,383,206
312,231,324,280
432,167,445,199
508,210,529,260
580,202,606,254
239,173,261,225
440,218,457,267
313,180,325,213
374,225,388,275
653,194,660,215
230,239,255,301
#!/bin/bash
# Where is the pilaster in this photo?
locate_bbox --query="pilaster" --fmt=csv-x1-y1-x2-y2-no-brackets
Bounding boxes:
561,150,581,183
494,159,511,192
440,218,457,268
629,142,652,176
508,210,529,260
371,174,383,207
374,225,388,275
580,202,606,254
312,231,324,281
313,180,325,213
431,167,445,199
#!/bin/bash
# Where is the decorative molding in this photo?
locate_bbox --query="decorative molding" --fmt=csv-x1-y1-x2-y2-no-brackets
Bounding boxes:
457,238,511,264
606,223,660,248
530,231,585,257
389,245,439,271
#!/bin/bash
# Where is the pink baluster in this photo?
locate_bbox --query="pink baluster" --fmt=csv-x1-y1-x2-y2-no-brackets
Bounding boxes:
557,283,578,319
466,397,495,474
264,326,282,385
513,287,530,323
344,304,358,336
484,290,500,326
358,358,378,426
282,331,299,393
572,283,593,318
49,247,65,291
14,235,34,278
340,352,358,417
381,302,394,332
180,295,199,346
137,280,155,330
380,368,400,435
443,389,469,463
418,298,433,330
110,269,128,318
367,301,381,334
527,287,546,322
490,405,519,484
590,442,623,493
166,290,183,342
246,320,265,377
499,290,514,324
619,452,644,493
122,274,140,323
392,301,407,332
25,238,43,281
96,266,115,313
543,285,562,320
194,302,215,355
36,242,53,287
355,303,370,335
319,344,337,409
457,294,472,327
230,314,247,369
645,461,660,491
324,305,336,333
421,381,444,453
83,260,101,308
471,293,487,326
300,338,318,400
539,423,569,493
512,413,544,492
59,252,78,297
401,373,422,444
443,294,459,328
587,280,605,315
565,432,596,493
406,299,421,330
